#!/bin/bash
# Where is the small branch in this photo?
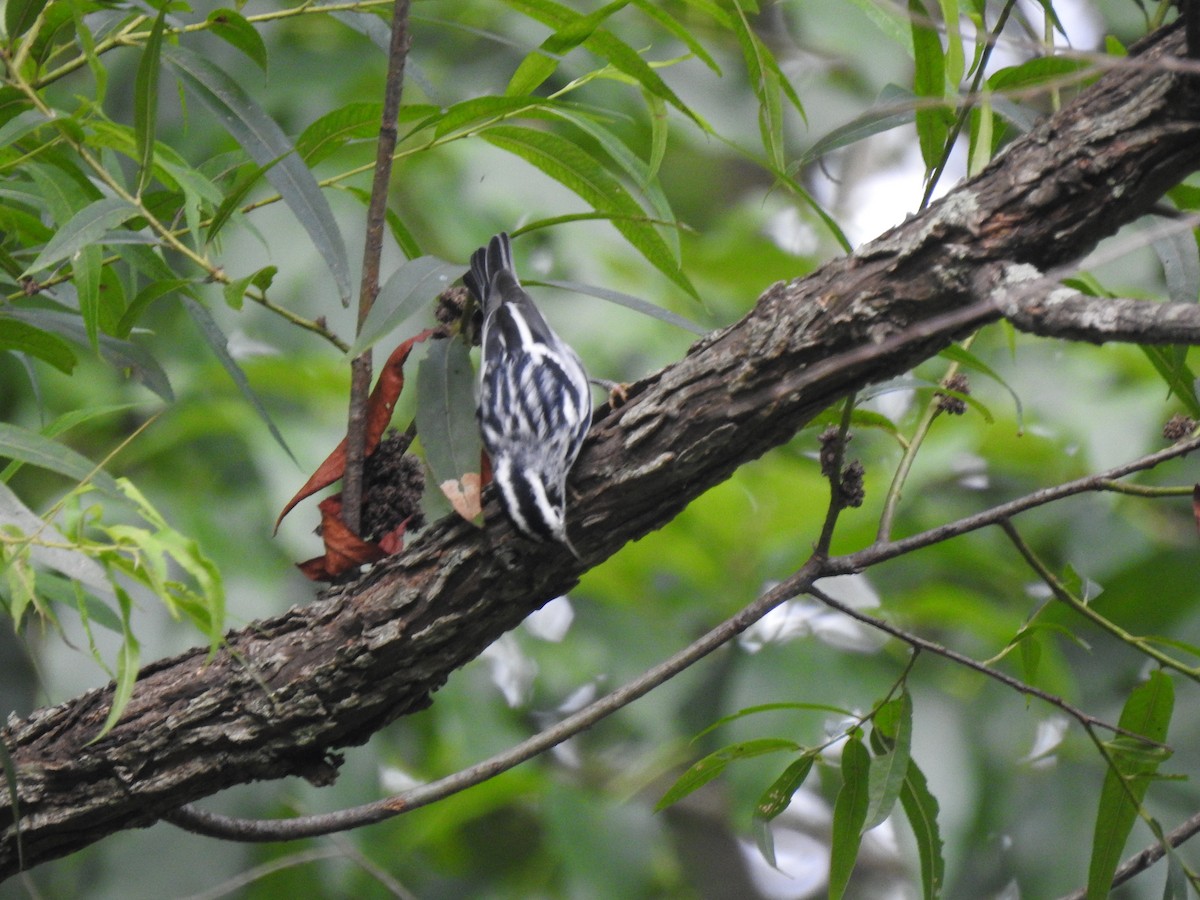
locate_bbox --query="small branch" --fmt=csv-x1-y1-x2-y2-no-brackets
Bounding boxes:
876,335,975,543
165,557,828,842
985,236,1200,346
342,0,412,535
805,584,1140,741
1000,520,1200,680
836,432,1200,574
1058,809,1200,899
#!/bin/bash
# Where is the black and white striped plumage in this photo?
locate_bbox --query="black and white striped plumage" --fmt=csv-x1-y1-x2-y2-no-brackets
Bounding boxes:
464,233,592,555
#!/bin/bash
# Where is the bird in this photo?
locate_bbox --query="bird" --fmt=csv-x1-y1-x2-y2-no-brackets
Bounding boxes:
464,233,592,557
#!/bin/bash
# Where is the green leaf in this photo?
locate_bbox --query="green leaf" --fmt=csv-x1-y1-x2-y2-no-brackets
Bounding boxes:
483,125,695,296
164,45,352,305
6,0,48,40
829,734,871,900
295,102,381,165
92,586,140,740
414,337,484,500
507,0,632,97
1141,344,1200,418
801,84,916,166
539,280,705,334
900,758,945,900
844,0,913,55
630,0,720,73
221,265,275,311
754,753,815,822
206,8,268,71
179,296,295,462
503,0,706,129
938,0,964,87
117,278,192,337
205,157,283,245
656,738,800,810
1086,671,1175,900
865,693,913,831
692,701,855,740
349,256,462,358
910,0,950,172
23,197,137,277
0,423,119,494
0,481,111,598
0,317,76,373
134,6,167,195
0,108,50,151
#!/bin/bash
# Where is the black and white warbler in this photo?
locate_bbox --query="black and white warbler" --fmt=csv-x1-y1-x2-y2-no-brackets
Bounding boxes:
464,233,592,556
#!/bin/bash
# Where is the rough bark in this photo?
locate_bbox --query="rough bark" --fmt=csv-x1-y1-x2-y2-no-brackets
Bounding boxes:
4,21,1200,879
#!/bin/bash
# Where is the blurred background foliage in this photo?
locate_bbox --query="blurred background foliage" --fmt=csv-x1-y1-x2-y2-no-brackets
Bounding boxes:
1,0,1199,897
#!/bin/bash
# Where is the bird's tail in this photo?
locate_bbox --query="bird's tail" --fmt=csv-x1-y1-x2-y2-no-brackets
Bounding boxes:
464,232,515,308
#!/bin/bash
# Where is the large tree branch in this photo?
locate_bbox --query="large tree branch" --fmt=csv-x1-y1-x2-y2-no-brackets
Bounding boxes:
4,21,1200,879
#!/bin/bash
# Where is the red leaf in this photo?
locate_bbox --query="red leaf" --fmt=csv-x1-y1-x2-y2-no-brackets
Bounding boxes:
1192,484,1200,535
276,328,435,531
296,494,388,582
377,517,412,555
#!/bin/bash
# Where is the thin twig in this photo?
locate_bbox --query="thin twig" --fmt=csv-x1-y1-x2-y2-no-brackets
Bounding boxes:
1058,810,1200,900
165,557,828,841
342,0,412,535
806,584,1149,744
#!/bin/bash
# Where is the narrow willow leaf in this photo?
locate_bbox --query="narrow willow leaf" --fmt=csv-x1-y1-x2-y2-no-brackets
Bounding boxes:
134,6,167,196
180,296,294,461
968,89,992,176
543,105,679,247
754,753,815,822
508,0,632,96
865,693,913,831
656,738,800,810
845,0,914,55
1086,671,1175,900
693,701,855,740
205,157,283,245
900,758,945,900
910,0,949,172
295,102,382,165
1151,225,1200,306
483,125,696,296
23,197,137,276
802,84,916,165
164,46,352,305
117,278,191,337
0,482,111,597
630,0,721,73
540,279,705,334
0,423,119,495
349,257,462,358
1141,345,1200,418
75,244,103,349
503,0,706,129
414,337,483,513
0,317,75,373
0,108,49,151
643,88,668,186
938,0,964,88
206,8,268,71
93,586,140,740
830,735,872,900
